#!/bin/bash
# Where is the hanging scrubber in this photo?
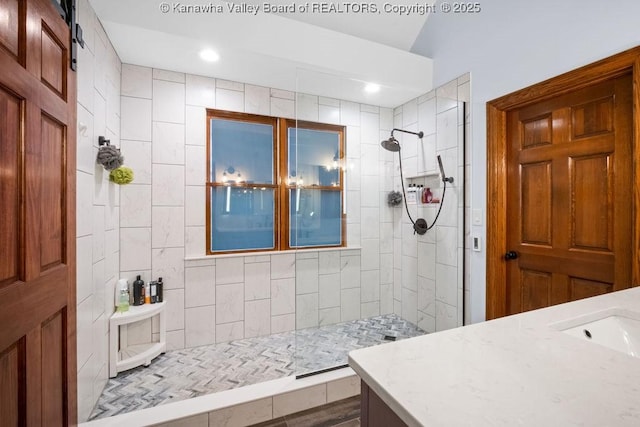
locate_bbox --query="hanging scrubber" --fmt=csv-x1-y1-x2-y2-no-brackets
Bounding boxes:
109,166,134,185
96,136,124,171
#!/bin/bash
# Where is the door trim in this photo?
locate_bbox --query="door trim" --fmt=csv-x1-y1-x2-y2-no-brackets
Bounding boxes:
486,47,640,320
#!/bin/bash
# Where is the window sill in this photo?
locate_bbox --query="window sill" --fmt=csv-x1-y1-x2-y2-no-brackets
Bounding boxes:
185,246,361,261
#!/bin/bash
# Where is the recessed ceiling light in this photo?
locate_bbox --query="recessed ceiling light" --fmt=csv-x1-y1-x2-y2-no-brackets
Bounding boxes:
199,49,220,63
364,83,380,93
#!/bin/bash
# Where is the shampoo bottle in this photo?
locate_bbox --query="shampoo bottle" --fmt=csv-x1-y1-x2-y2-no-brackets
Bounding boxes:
145,282,151,304
150,281,157,304
117,280,130,313
133,275,145,306
157,277,164,303
423,187,433,203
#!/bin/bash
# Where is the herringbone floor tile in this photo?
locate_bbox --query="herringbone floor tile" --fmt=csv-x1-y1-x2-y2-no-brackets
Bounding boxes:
89,314,424,420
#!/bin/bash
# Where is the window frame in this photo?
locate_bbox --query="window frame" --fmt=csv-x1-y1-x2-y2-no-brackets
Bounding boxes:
205,110,346,255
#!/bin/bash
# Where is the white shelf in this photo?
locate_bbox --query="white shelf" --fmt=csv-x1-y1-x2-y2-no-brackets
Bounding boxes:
109,302,166,378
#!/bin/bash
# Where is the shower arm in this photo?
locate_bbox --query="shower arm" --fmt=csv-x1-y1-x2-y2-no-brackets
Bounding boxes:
390,128,424,139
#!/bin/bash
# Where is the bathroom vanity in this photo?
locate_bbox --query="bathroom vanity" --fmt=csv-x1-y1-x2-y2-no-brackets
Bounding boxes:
349,287,640,426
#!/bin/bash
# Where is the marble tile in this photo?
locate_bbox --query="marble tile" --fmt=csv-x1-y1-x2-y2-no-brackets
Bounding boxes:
185,106,206,146
360,181,379,208
152,122,185,165
297,293,319,329
346,190,361,223
245,299,271,338
166,329,185,350
216,321,244,343
437,107,458,152
216,257,244,284
379,252,393,284
319,307,341,326
296,258,319,295
153,68,185,83
76,39,94,113
270,97,295,119
361,301,380,318
151,206,185,248
216,283,244,324
119,184,151,227
216,88,244,112
401,288,418,324
435,301,458,331
346,126,361,157
360,143,379,176
380,284,393,314
273,384,327,418
340,255,360,289
76,172,92,237
153,80,185,123
217,79,244,91
245,262,271,300
77,295,93,370
380,107,393,131
319,273,341,309
327,376,360,403
417,276,436,316
185,305,215,347
120,139,152,184
245,84,271,115
417,242,436,280
120,227,152,271
165,289,185,331
436,79,458,113
271,278,295,316
185,226,206,257
360,208,380,238
340,101,360,126
401,255,418,292
436,226,458,266
185,145,206,185
76,105,94,175
92,260,105,321
341,288,360,321
360,239,380,271
417,312,436,333
360,112,379,145
208,397,273,427
361,270,380,303
271,253,295,279
152,164,185,206
319,104,340,124
185,185,205,226
76,236,93,303
77,354,94,422
296,93,319,121
151,247,185,289
319,251,340,274
186,74,216,107
185,265,215,307
271,88,294,100
270,313,294,334
121,96,151,141
436,263,458,306
121,64,152,98
402,99,418,126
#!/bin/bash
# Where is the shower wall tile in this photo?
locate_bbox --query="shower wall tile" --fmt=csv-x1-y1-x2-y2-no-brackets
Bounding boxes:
185,265,216,307
361,270,380,303
319,273,340,309
166,330,185,351
380,284,393,315
360,239,380,271
152,164,185,206
216,257,244,284
319,251,340,274
271,313,295,334
273,384,327,418
245,300,271,338
120,184,151,227
151,247,185,289
185,106,206,146
319,307,341,326
120,228,151,271
185,186,205,227
121,64,152,98
216,283,244,324
153,80,185,123
165,289,185,331
152,122,185,165
185,306,215,347
245,84,271,115
296,93,319,121
151,207,185,248
401,288,418,324
319,104,340,124
216,88,244,112
296,259,319,295
340,255,360,289
270,96,295,119
271,278,295,316
341,288,360,321
120,140,152,184
340,101,360,126
245,262,271,301
361,301,380,318
208,397,273,427
216,321,244,343
271,253,296,279
185,145,206,185
436,226,458,267
153,68,185,83
186,74,216,107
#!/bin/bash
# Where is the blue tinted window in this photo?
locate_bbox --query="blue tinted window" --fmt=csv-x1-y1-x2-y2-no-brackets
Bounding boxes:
211,119,274,184
289,189,342,247
211,187,275,252
288,128,340,187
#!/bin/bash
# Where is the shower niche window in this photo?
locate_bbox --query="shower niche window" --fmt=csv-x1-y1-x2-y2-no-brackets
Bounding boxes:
206,110,345,254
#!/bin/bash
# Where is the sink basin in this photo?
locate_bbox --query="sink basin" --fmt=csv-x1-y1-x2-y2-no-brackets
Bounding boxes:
551,308,640,358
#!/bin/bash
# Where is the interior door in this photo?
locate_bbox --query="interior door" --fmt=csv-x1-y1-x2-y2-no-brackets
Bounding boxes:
0,0,77,424
505,74,632,315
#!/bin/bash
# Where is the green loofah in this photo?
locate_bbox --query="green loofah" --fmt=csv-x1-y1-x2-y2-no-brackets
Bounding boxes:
109,166,134,185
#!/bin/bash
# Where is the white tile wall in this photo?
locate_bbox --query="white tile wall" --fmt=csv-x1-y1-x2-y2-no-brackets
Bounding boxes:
76,0,121,421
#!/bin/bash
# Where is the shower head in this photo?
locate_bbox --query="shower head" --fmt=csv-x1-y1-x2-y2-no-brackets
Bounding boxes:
380,128,424,152
381,136,401,152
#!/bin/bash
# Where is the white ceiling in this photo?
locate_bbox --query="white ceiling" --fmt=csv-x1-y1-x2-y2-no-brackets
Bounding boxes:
89,0,434,107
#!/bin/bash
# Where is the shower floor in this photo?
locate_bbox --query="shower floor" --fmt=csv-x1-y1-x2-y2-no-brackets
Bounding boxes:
89,314,425,420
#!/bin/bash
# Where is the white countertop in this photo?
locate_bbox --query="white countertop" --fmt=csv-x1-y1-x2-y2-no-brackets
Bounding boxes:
348,287,640,426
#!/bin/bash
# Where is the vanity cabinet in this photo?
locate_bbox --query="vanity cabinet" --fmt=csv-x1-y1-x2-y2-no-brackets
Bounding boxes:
360,381,408,427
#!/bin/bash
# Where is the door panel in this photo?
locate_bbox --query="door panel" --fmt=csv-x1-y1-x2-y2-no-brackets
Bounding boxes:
506,74,632,315
0,0,76,424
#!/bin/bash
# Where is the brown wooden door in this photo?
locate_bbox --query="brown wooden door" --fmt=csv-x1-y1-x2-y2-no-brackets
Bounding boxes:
0,0,77,424
505,74,632,315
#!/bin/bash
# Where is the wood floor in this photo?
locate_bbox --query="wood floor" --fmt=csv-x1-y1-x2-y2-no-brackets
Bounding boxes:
251,396,360,427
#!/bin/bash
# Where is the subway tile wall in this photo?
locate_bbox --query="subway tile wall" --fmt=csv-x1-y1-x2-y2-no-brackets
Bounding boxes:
76,0,122,421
